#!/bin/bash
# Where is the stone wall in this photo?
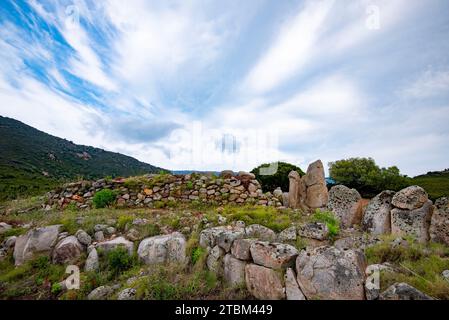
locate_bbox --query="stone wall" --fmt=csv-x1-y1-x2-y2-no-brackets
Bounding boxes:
45,172,283,209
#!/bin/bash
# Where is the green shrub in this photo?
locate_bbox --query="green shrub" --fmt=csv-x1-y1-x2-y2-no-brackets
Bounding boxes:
107,247,135,275
329,157,411,198
92,189,116,208
311,209,340,240
251,162,305,192
185,181,193,190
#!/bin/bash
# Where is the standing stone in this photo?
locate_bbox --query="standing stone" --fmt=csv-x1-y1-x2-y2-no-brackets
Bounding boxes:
429,197,449,245
245,264,285,300
362,191,395,235
85,247,99,271
327,185,362,228
391,186,428,210
296,246,366,300
288,171,301,209
13,225,61,266
223,254,247,286
391,200,433,243
52,236,84,264
285,268,306,300
304,160,328,209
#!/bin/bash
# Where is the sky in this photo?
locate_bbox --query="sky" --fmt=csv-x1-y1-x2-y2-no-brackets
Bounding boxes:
1,0,449,176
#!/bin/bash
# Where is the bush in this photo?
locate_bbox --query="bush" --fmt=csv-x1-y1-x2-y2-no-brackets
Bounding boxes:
92,189,116,208
311,209,340,240
329,157,411,198
251,162,305,192
107,247,134,275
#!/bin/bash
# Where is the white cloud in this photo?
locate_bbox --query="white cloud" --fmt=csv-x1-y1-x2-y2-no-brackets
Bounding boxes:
242,0,335,94
401,69,449,99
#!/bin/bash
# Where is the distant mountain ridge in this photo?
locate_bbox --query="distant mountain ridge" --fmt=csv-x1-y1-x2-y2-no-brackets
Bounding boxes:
0,116,163,201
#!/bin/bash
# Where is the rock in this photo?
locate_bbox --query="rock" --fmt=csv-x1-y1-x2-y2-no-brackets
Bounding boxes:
245,224,276,242
250,241,299,269
334,235,381,251
126,228,141,241
217,229,245,252
2,236,17,251
220,170,234,179
94,231,104,242
75,229,92,246
362,191,395,235
278,226,297,242
85,247,99,271
391,200,433,243
298,222,329,240
223,254,247,286
379,283,433,300
304,160,328,209
282,192,289,207
327,185,362,228
117,288,136,300
137,232,186,265
245,264,285,300
285,268,306,300
105,227,116,235
87,285,114,300
429,197,449,245
94,224,109,232
365,264,394,300
0,222,12,234
96,237,134,256
52,236,84,264
231,239,256,261
442,270,449,282
13,225,61,266
392,186,428,210
288,171,302,209
217,214,227,225
296,246,366,300
199,226,227,248
273,188,283,198
207,245,225,275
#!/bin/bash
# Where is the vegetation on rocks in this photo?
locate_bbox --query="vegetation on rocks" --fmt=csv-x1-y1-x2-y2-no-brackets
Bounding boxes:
92,189,117,209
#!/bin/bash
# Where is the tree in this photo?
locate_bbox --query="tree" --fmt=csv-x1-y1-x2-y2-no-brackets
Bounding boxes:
328,157,410,197
251,162,305,192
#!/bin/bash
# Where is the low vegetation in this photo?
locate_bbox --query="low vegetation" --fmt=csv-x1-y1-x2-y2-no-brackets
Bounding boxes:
92,189,117,208
311,209,340,240
366,235,449,299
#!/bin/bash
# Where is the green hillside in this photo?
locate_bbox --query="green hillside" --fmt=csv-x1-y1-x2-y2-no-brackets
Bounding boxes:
0,116,163,201
412,169,449,201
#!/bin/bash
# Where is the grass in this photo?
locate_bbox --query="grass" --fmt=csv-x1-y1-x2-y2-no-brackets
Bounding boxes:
311,209,340,240
366,235,449,299
219,205,302,232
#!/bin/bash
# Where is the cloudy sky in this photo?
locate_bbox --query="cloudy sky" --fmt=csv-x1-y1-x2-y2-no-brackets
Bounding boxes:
1,0,449,176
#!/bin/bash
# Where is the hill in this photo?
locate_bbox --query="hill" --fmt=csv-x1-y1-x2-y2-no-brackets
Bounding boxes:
412,169,449,201
0,116,163,201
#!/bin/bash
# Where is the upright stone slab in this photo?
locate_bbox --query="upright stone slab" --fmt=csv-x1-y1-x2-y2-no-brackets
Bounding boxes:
288,171,301,209
327,185,362,228
429,197,449,245
362,190,395,235
304,160,328,209
391,200,433,243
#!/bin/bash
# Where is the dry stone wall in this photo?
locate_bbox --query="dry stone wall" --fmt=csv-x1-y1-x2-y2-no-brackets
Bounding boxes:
45,172,283,209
